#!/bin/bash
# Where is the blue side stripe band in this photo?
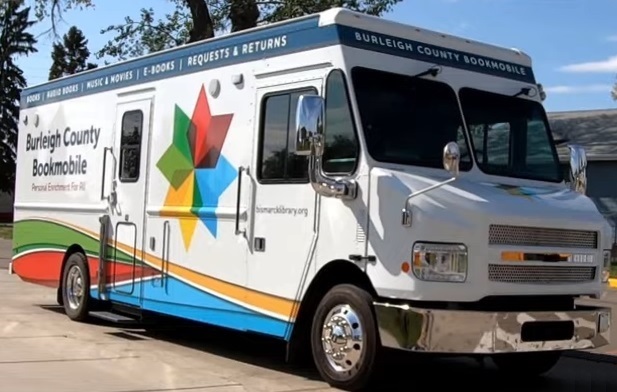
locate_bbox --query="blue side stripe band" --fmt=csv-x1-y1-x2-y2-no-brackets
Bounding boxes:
21,16,535,109
90,276,291,339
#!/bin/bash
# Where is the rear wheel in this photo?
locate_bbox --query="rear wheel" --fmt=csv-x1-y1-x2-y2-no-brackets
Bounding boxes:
61,252,91,321
310,284,381,391
492,351,562,377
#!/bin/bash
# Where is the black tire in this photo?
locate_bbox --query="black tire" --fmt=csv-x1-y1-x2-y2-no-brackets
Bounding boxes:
310,284,380,391
492,351,562,377
61,252,91,321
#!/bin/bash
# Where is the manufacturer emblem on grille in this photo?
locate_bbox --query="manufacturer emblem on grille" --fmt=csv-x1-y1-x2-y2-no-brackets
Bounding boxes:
569,254,595,264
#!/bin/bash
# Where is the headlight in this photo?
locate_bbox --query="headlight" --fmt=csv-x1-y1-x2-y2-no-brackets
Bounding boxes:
602,250,611,284
412,242,468,283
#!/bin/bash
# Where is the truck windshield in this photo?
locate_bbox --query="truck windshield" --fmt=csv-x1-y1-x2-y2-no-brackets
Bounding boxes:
459,87,563,183
351,67,473,171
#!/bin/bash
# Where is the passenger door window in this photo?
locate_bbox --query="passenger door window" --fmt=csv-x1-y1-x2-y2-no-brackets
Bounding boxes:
119,110,144,183
258,88,317,183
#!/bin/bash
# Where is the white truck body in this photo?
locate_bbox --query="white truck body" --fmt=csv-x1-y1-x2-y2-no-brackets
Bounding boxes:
12,8,612,389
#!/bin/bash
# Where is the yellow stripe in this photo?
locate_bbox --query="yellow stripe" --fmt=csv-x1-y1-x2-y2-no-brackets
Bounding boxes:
46,217,299,319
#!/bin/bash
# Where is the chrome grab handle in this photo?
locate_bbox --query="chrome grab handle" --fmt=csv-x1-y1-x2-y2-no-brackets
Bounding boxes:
100,147,110,201
235,166,246,236
160,220,170,289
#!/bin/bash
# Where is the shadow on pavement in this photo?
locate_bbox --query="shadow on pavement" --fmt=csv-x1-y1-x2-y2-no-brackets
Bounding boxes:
38,304,617,391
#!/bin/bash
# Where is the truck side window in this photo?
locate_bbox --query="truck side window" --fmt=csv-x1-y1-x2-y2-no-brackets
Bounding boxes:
258,88,317,183
323,70,359,174
119,110,143,182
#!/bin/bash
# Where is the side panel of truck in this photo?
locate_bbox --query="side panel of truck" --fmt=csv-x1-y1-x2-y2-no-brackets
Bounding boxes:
138,70,255,332
248,76,323,337
13,91,115,288
105,94,155,307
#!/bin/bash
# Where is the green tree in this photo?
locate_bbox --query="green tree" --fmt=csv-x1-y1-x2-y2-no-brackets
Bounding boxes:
48,25,97,80
35,0,402,62
0,0,37,195
48,41,66,79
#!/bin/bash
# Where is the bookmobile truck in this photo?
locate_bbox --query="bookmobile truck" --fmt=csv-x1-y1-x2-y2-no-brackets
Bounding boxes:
11,7,614,390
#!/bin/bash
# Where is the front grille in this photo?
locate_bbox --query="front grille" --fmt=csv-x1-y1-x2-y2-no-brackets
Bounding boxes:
488,264,596,284
489,224,598,249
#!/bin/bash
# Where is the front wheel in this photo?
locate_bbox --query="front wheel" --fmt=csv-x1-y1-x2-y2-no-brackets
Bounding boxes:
492,351,562,377
310,284,381,391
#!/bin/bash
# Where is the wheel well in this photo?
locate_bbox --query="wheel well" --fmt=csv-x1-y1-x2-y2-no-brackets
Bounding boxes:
56,244,87,306
286,259,377,364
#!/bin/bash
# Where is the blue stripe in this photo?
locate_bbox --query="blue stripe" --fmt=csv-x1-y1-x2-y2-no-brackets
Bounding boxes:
21,15,536,109
90,276,291,338
21,16,329,109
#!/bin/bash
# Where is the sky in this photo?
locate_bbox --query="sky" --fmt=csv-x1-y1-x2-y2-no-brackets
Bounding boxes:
14,0,617,113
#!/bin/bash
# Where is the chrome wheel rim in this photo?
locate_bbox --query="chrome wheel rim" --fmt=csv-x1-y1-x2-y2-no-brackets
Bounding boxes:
66,265,84,310
321,304,364,373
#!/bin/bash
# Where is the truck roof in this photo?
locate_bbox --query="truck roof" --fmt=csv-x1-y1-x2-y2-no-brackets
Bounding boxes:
20,7,535,108
320,8,531,66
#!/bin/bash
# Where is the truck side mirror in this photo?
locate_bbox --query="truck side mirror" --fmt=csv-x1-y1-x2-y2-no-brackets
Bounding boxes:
443,142,460,177
293,93,357,200
295,95,325,157
568,144,587,194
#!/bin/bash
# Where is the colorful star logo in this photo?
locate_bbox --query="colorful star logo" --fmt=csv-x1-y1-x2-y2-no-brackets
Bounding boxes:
156,85,237,250
494,184,533,198
492,184,554,199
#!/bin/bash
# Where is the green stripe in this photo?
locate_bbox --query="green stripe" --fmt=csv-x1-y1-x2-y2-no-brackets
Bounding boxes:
14,243,67,255
13,219,135,264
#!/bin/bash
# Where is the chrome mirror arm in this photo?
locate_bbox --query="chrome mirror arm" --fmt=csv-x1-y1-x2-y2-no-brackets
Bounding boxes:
401,141,461,227
401,177,456,227
308,155,357,200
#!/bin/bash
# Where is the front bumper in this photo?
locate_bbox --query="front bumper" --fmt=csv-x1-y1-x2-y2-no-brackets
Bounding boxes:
374,301,611,353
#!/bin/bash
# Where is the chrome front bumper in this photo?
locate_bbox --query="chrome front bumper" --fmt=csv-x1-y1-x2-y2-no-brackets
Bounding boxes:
374,301,611,354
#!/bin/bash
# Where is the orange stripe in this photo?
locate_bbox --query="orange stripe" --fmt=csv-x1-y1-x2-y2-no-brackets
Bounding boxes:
12,250,160,289
46,217,299,319
13,251,99,287
121,241,298,319
13,251,64,288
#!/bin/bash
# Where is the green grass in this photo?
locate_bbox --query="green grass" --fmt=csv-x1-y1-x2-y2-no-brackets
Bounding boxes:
0,225,12,240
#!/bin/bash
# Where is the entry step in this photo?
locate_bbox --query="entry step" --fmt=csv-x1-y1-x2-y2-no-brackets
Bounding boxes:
90,310,139,324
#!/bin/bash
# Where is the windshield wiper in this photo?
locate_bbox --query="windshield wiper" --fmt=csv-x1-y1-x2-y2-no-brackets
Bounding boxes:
411,65,442,79
512,87,532,98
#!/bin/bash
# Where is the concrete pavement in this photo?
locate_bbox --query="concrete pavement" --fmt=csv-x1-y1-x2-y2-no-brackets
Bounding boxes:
5,272,617,391
1,272,333,392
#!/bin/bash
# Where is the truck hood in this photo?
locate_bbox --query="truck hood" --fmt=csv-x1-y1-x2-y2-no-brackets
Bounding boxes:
367,167,609,303
374,168,607,232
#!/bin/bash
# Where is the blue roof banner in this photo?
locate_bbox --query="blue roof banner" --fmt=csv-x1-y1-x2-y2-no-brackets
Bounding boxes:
336,25,536,84
21,15,536,109
21,16,330,109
